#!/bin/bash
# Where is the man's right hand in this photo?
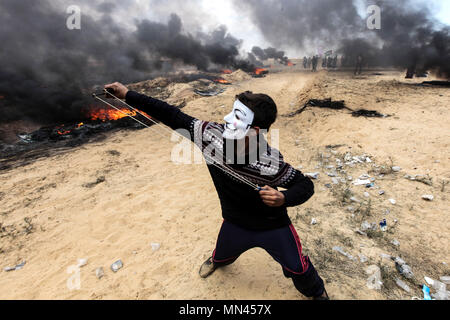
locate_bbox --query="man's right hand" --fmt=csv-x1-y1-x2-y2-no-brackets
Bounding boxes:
104,82,129,99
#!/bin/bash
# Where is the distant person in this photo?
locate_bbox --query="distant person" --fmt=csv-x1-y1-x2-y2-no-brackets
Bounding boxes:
303,56,307,69
332,56,338,69
354,54,363,75
312,56,318,72
103,82,330,300
307,57,312,69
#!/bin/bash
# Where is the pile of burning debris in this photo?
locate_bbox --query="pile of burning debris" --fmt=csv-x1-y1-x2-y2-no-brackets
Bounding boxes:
0,69,261,170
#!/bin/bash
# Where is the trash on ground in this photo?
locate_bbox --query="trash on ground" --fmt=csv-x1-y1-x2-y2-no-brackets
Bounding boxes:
422,195,434,201
96,267,104,279
3,261,26,272
396,279,411,293
379,219,387,232
332,246,356,261
111,260,123,272
366,265,383,290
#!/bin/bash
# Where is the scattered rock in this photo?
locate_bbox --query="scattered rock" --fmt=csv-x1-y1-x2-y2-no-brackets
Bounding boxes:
391,239,400,247
325,184,332,189
378,190,385,195
353,179,371,186
350,196,360,203
310,218,317,225
151,243,161,251
392,166,402,172
389,199,396,205
331,177,339,185
96,267,104,279
326,172,337,177
364,192,370,198
422,195,434,201
305,172,319,180
347,206,355,212
358,254,368,263
380,253,392,260
77,258,88,267
111,260,123,272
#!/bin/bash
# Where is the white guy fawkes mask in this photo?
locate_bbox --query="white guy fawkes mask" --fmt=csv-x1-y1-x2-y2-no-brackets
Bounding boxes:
222,99,255,140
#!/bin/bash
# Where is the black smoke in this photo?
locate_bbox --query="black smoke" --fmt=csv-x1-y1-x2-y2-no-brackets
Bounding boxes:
0,0,254,127
234,0,450,77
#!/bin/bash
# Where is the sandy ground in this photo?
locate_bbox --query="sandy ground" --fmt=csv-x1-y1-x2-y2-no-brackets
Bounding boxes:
0,69,449,300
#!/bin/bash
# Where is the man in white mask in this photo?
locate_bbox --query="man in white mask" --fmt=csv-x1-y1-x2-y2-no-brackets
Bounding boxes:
104,83,329,300
222,99,255,140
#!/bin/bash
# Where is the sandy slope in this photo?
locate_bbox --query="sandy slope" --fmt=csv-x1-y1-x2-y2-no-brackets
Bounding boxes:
0,69,448,300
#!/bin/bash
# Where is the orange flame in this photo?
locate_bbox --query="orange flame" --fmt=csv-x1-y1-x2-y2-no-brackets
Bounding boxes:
254,68,267,75
287,61,294,67
222,69,233,74
87,107,150,122
214,79,232,84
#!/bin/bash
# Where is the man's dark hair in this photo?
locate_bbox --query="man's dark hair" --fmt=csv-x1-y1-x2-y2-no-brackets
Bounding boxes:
236,91,277,130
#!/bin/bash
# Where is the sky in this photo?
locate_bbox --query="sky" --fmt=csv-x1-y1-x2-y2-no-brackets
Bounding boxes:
78,0,450,57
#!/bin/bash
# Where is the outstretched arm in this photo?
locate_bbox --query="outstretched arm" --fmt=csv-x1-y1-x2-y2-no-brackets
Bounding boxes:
104,82,196,132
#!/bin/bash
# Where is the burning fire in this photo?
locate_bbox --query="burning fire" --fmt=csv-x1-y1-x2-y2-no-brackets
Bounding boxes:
214,78,232,85
87,107,149,121
254,68,268,75
222,69,233,74
287,61,294,67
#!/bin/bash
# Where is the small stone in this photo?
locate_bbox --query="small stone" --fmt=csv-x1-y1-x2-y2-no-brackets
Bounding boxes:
392,166,402,172
378,190,385,195
364,192,370,198
389,199,396,205
77,258,88,267
111,260,123,272
361,221,372,231
311,218,317,225
391,239,400,247
358,254,368,263
350,196,360,203
422,195,434,201
324,184,332,189
96,267,104,279
151,243,161,251
353,179,371,186
305,172,319,180
331,177,339,184
347,176,353,181
347,206,355,212
326,172,337,177
380,253,392,260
